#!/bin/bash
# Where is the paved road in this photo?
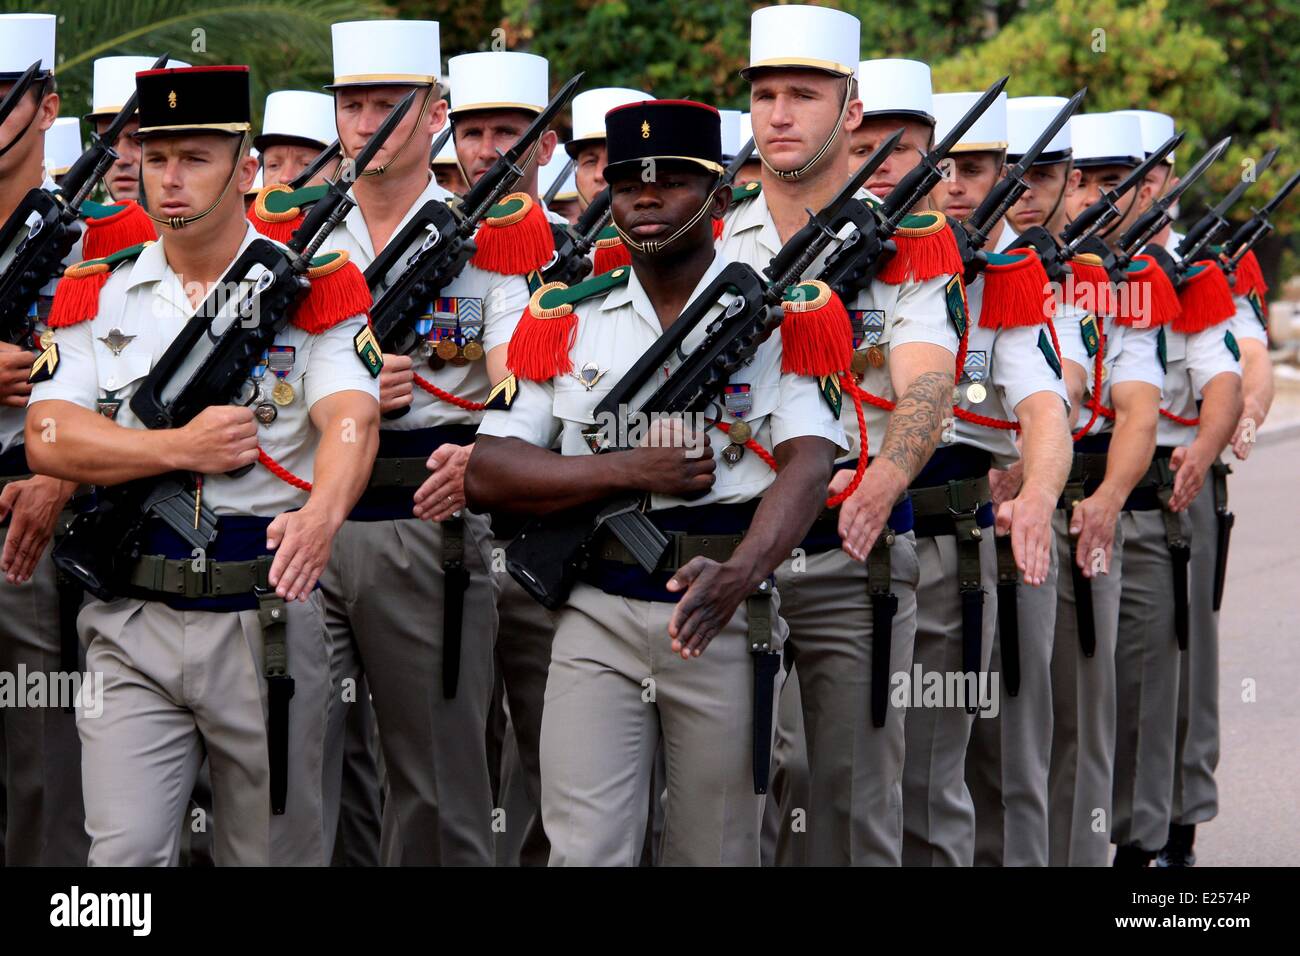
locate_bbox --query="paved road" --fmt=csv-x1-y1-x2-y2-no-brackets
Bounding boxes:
1194,433,1300,866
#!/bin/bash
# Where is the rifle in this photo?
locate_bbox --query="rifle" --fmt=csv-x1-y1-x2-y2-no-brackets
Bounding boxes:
288,138,341,191
52,91,416,601
366,72,582,378
428,124,454,168
0,54,171,346
953,88,1085,281
0,61,43,161
1009,131,1184,281
1175,146,1278,266
1112,136,1230,277
542,156,576,207
817,76,1008,300
505,134,900,609
1219,168,1300,275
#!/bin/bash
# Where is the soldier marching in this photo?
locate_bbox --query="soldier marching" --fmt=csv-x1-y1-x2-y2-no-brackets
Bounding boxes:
0,3,1283,869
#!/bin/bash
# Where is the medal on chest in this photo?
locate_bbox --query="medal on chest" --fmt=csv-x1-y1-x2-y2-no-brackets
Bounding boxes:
721,383,752,466
421,297,484,366
268,345,296,405
849,309,886,377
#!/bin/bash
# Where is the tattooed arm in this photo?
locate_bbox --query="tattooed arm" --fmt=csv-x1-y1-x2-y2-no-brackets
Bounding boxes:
837,343,952,559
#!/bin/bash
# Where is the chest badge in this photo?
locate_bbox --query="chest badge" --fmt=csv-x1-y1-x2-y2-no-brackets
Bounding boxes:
39,329,55,350
98,328,136,356
572,361,607,391
96,388,123,421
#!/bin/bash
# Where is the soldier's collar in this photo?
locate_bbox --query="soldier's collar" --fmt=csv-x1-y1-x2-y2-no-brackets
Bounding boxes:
602,251,729,330
125,221,263,290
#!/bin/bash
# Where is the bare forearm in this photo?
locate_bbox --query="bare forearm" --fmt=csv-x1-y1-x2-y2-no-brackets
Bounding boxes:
1099,399,1157,503
466,436,638,515
1016,394,1072,501
24,401,178,485
728,437,834,586
1240,340,1274,422
1190,374,1243,460
307,406,379,527
878,370,950,484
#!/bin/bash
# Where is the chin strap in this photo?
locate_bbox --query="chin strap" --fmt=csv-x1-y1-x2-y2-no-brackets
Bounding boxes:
614,177,722,256
355,86,434,178
1042,160,1074,227
142,130,251,230
0,77,50,163
755,73,854,183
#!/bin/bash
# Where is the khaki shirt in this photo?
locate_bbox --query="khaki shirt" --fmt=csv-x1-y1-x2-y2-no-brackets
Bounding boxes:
478,254,846,509
716,188,955,463
1156,231,1241,447
29,224,379,516
326,173,530,431
946,226,1069,468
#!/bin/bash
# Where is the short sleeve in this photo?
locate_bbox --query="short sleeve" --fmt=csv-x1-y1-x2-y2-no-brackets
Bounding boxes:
1185,325,1241,394
890,274,960,354
1053,304,1093,374
768,372,848,452
1111,326,1165,390
481,273,532,353
28,320,97,410
1229,296,1268,346
477,376,561,448
303,316,382,409
992,324,1069,413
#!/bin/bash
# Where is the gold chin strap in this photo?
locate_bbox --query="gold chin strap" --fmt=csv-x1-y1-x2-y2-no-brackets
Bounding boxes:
755,73,853,183
142,130,251,230
353,86,434,178
614,176,721,256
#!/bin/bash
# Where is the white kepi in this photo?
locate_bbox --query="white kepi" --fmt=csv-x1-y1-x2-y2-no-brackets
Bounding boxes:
448,51,548,116
933,90,1008,153
857,59,935,126
328,19,440,88
256,90,335,151
1116,109,1177,166
1007,96,1074,166
0,13,55,80
87,55,191,122
1070,112,1145,169
44,116,81,177
564,88,652,158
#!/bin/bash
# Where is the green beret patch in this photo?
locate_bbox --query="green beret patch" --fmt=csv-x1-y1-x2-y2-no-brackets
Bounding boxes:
945,274,968,338
1157,326,1168,374
1080,314,1101,358
819,373,842,417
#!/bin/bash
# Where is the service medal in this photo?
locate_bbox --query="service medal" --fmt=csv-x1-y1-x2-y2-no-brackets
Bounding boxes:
272,380,295,406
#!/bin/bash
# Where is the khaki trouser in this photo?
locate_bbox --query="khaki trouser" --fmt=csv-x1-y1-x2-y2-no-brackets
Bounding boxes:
539,581,782,866
763,662,808,866
78,593,330,866
1048,508,1124,866
321,514,497,865
489,549,557,866
322,619,381,867
967,534,1060,866
1173,480,1220,826
902,530,997,866
0,529,88,865
772,538,920,866
1112,507,1184,851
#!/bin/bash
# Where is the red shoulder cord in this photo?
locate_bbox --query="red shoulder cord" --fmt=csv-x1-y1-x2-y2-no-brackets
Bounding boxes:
1072,321,1112,441
259,448,313,492
413,372,486,411
1160,407,1199,426
256,370,488,495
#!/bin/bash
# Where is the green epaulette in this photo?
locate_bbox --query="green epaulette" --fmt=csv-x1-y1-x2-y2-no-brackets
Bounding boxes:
732,180,762,203
259,183,328,217
530,263,631,315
